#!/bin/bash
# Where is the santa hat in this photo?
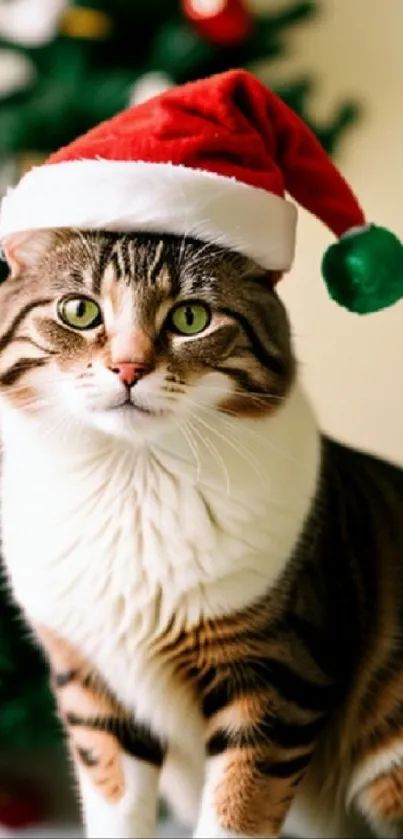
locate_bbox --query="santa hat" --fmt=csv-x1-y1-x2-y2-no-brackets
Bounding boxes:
1,69,402,314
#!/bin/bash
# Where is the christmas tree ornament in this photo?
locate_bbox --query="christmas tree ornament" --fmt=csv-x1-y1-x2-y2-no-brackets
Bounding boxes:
0,50,35,99
60,5,113,40
182,0,252,46
130,71,173,106
0,70,400,315
0,0,67,47
0,780,44,829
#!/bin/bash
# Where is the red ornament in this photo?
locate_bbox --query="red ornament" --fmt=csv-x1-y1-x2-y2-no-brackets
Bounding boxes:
182,0,252,46
0,782,44,829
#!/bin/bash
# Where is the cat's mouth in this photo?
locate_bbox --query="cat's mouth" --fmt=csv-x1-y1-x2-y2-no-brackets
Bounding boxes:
114,397,167,418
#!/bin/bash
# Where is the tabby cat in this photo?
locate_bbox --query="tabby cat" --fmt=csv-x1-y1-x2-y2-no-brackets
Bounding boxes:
0,229,403,839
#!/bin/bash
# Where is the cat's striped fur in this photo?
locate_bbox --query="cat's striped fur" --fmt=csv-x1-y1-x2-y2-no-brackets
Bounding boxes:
0,230,403,838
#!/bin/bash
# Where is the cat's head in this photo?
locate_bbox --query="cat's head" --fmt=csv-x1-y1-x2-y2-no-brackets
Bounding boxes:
0,229,294,441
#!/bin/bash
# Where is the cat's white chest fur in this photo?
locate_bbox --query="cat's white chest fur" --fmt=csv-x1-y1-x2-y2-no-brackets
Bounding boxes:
0,385,320,744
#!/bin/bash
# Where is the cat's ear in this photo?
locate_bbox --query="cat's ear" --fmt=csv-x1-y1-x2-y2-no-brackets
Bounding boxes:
2,229,58,278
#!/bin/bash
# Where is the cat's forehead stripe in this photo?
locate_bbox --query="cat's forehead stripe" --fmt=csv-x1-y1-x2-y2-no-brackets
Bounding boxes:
147,240,168,287
92,238,116,294
110,249,125,283
120,237,132,281
81,265,96,290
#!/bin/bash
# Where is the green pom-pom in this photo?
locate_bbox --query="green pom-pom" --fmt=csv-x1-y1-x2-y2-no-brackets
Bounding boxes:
321,224,403,314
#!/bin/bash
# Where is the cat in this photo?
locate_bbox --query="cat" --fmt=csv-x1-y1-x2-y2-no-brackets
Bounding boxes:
0,228,402,839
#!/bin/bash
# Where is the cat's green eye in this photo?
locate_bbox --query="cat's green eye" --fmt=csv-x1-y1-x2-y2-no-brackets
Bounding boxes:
57,297,102,330
168,302,211,336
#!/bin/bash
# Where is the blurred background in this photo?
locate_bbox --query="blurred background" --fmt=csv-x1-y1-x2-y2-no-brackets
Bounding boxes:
0,0,401,835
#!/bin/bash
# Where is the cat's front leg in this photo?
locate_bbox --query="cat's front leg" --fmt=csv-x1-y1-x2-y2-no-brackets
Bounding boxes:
194,673,329,839
36,626,164,839
76,755,160,839
194,750,302,839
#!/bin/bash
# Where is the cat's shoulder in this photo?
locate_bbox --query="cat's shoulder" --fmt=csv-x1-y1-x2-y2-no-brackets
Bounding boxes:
322,435,403,495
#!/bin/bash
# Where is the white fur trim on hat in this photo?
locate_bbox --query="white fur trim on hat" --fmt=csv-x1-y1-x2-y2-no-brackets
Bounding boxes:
0,160,297,270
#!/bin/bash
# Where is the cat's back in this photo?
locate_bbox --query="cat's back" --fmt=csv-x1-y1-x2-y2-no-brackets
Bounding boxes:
283,440,403,839
322,435,403,550
313,436,403,743
325,435,403,498
285,435,403,705
318,435,403,625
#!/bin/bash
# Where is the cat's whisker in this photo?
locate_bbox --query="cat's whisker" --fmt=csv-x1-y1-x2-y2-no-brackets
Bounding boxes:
182,233,229,273
180,406,304,513
35,413,72,443
196,384,286,402
181,398,267,492
8,392,60,414
178,227,193,272
216,408,309,472
172,416,202,483
185,413,231,496
177,385,308,472
204,420,268,492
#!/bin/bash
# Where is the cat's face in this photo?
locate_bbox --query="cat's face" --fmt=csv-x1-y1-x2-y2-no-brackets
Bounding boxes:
0,230,294,441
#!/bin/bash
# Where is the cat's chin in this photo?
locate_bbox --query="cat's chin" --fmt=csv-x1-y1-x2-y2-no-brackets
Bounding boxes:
85,403,173,443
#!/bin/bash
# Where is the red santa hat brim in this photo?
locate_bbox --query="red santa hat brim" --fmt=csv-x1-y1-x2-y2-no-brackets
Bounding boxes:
0,159,297,270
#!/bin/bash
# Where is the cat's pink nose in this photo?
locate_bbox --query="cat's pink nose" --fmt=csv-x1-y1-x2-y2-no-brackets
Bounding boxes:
109,361,149,387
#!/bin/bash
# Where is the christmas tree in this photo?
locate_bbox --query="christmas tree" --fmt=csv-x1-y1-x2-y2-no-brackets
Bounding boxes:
0,0,360,827
0,0,359,171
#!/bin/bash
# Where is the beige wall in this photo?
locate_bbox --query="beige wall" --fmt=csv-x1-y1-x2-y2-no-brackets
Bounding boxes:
252,0,403,464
